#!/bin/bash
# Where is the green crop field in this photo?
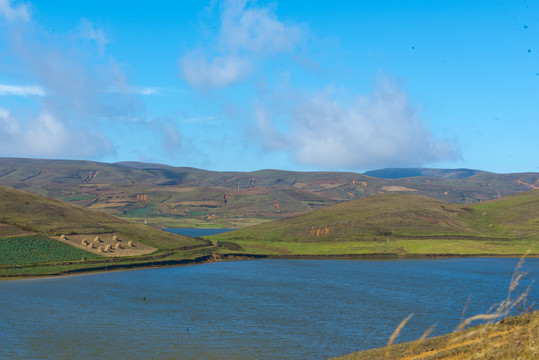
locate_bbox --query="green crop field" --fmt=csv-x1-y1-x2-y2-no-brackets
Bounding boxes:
0,235,101,265
62,194,96,202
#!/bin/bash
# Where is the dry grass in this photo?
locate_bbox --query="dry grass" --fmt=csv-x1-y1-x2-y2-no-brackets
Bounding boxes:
333,253,538,360
386,314,413,358
56,234,154,257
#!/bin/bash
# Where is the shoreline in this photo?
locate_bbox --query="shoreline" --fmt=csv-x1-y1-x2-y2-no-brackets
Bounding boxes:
1,252,537,281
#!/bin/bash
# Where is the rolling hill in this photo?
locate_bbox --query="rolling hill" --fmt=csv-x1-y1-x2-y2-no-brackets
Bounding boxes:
0,158,538,228
208,190,539,256
0,185,205,250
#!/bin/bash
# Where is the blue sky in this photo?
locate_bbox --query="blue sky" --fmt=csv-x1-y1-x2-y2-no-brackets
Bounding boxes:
0,0,537,173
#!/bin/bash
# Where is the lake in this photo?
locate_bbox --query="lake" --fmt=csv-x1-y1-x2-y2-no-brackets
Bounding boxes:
0,257,537,359
163,228,236,237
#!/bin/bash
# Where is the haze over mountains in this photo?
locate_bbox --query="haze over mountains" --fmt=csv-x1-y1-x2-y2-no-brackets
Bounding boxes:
0,158,538,228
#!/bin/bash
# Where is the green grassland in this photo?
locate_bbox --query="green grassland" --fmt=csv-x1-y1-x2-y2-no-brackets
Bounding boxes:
208,190,539,257
219,238,539,257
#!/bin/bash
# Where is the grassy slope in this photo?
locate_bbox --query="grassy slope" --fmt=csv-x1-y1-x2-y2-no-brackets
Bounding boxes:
0,185,214,278
331,311,539,360
467,189,539,237
0,185,204,249
208,190,539,256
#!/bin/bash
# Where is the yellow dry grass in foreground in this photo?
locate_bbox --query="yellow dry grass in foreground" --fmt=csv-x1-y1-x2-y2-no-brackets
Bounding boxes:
370,311,538,360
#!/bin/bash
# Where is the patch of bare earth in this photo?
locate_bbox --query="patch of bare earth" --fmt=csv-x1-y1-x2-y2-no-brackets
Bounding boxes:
381,186,418,192
56,234,156,257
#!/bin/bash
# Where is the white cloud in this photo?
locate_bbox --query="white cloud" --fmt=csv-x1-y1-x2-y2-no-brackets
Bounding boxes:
218,0,301,54
6,25,142,120
133,87,159,95
0,0,29,22
105,86,161,96
0,107,111,158
0,84,46,96
163,123,182,152
180,0,302,89
256,80,458,169
79,19,109,57
0,107,18,134
181,52,251,89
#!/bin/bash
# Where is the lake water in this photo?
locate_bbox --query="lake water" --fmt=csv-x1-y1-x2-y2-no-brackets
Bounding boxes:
1,257,537,360
163,228,236,237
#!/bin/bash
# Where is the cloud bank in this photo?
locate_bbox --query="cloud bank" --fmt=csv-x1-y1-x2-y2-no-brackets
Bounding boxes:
256,81,458,169
0,1,142,159
181,0,458,170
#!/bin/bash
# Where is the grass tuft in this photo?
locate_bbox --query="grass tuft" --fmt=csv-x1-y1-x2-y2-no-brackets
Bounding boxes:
385,314,413,359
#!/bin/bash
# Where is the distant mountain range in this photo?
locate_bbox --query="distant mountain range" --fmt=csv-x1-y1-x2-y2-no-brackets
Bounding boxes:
364,168,486,179
1,158,538,228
